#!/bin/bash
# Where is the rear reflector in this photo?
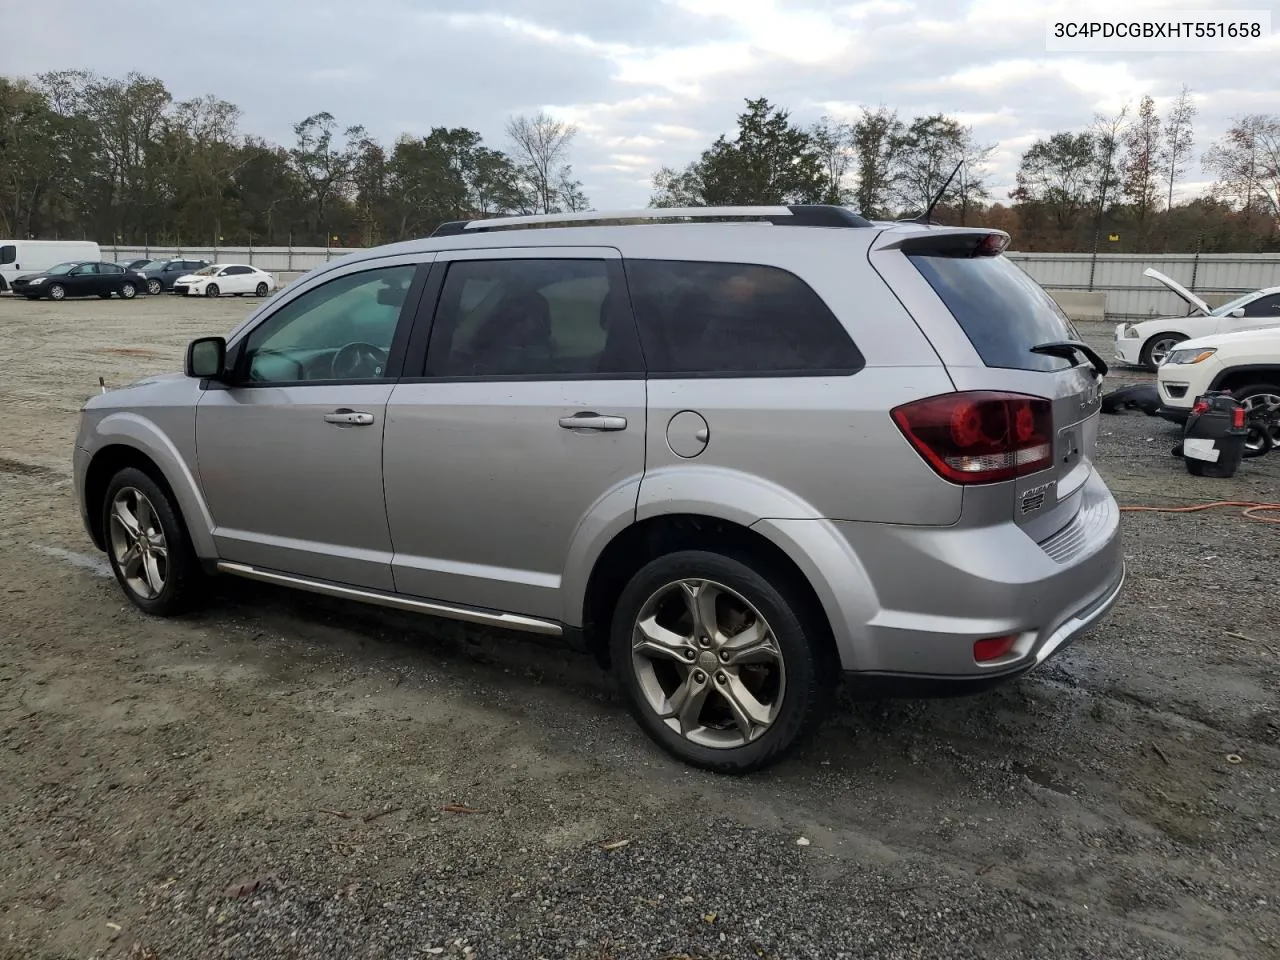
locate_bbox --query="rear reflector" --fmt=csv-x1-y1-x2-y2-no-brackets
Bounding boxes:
973,634,1018,662
891,391,1054,484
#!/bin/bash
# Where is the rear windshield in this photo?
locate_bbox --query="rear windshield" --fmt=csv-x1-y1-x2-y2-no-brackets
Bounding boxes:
908,252,1075,372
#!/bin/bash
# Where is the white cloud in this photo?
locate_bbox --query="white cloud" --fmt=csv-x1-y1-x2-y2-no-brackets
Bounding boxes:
4,0,1271,213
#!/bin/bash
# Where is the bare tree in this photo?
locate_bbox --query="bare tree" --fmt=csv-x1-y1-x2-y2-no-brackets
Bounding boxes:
809,116,855,204
506,112,579,214
1162,85,1197,210
1204,115,1280,222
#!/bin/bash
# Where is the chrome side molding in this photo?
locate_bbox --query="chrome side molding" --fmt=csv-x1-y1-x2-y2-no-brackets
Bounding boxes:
215,561,563,636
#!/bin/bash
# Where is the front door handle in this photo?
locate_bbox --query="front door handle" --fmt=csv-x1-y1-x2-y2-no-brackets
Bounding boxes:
558,412,628,432
324,409,375,426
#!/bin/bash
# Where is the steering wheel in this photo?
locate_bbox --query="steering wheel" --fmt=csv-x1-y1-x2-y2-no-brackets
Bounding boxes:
331,341,389,380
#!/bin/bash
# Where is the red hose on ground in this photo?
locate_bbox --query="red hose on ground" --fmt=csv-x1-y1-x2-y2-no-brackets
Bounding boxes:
1119,501,1280,523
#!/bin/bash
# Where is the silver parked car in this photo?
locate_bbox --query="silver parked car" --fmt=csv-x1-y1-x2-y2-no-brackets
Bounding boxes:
72,206,1125,773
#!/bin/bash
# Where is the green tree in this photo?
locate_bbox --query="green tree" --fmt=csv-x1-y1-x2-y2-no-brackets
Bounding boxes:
1121,94,1162,230
1010,132,1100,232
649,163,705,207
289,112,367,241
851,106,903,218
698,97,824,205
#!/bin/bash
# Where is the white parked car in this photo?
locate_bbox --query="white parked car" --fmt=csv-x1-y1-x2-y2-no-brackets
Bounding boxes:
172,263,276,298
1114,268,1280,370
1156,325,1280,453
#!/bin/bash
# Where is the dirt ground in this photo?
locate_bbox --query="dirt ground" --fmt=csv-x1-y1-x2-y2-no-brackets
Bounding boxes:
0,293,1277,960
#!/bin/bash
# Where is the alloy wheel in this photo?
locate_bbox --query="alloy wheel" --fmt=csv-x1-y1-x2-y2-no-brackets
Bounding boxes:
1148,337,1180,366
107,487,168,600
631,578,786,749
1242,392,1280,454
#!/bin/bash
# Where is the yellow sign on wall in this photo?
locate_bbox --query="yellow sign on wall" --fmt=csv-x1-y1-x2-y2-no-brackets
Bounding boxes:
1108,233,1120,241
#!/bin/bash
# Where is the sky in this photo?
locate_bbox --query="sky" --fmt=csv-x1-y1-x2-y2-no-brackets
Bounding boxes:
6,0,1279,210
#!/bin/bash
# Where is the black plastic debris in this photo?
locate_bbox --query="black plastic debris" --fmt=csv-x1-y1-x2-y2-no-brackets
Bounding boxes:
1101,383,1162,416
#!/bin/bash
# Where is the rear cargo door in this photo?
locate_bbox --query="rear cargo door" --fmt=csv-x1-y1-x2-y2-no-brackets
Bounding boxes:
869,231,1104,539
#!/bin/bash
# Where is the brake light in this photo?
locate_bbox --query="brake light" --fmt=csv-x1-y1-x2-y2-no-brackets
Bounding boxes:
1191,399,1209,415
891,391,1054,484
1233,406,1246,428
974,233,1009,257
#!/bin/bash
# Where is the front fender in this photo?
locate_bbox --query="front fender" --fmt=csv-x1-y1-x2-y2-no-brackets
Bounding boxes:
87,412,217,558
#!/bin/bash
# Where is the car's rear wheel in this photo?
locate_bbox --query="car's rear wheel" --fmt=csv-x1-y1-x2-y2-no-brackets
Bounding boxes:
1140,333,1185,369
610,550,833,774
255,282,269,296
147,279,162,295
48,283,66,301
120,282,136,299
102,467,202,616
204,283,219,298
1233,383,1280,455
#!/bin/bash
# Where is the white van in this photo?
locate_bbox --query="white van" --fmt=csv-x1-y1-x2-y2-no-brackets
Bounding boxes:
0,240,102,291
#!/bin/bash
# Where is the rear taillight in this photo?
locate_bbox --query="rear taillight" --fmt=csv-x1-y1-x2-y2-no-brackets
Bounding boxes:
891,391,1054,484
1233,406,1246,428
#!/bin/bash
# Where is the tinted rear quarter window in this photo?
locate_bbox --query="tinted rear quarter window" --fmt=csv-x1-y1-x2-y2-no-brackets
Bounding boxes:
624,260,863,376
0,245,15,265
907,249,1075,372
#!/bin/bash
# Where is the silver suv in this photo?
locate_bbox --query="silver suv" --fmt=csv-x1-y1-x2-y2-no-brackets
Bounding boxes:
72,205,1125,773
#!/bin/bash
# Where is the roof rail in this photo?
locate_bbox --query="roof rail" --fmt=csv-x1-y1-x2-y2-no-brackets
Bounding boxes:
429,204,873,237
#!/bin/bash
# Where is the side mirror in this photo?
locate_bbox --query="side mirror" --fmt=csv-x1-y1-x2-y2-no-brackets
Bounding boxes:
186,336,227,379
1230,308,1245,318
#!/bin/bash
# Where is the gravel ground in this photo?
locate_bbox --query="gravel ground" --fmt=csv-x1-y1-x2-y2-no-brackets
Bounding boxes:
0,294,1277,960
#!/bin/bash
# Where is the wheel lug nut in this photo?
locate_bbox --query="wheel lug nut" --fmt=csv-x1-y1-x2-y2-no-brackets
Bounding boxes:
715,672,727,684
692,670,706,683
698,637,711,648
683,649,696,661
718,651,730,663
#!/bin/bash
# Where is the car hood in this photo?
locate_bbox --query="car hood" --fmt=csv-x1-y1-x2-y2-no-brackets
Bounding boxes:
1178,326,1280,351
1143,267,1212,316
14,273,50,282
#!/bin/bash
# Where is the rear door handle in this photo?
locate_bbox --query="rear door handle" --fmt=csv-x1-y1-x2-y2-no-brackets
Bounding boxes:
324,409,375,426
558,412,627,432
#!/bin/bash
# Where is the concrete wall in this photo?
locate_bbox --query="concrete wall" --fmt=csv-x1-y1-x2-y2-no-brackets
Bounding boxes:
106,244,1280,323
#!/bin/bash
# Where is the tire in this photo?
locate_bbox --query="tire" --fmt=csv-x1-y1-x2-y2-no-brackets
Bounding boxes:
255,282,269,297
48,283,66,301
1139,333,1186,369
101,467,203,616
147,279,162,296
120,282,136,299
609,549,834,774
1232,383,1280,456
205,283,219,298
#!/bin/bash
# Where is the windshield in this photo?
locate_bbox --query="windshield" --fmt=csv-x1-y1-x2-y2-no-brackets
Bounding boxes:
193,265,222,276
45,262,79,275
1211,292,1257,316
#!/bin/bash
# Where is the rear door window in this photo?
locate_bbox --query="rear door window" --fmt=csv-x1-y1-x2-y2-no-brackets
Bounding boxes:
906,247,1076,372
624,259,863,376
0,245,15,265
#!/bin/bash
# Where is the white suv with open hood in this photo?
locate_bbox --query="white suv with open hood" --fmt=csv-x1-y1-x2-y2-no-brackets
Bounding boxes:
1114,268,1280,370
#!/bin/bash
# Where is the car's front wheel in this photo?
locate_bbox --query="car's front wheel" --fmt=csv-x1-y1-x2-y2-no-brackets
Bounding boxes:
147,279,162,295
48,283,66,301
610,549,834,774
204,283,219,298
255,282,269,296
102,467,202,616
1140,333,1185,369
120,282,137,299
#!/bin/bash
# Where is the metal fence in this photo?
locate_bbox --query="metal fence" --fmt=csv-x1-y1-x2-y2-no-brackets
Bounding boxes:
108,244,1280,322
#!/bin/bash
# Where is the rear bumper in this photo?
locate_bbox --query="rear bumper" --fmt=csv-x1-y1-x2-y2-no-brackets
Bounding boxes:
844,564,1125,697
757,468,1125,688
